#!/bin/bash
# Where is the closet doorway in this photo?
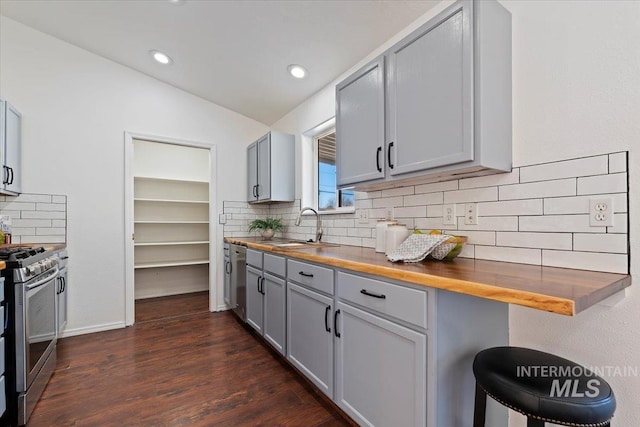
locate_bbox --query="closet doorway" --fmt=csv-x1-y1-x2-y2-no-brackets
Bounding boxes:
124,133,216,326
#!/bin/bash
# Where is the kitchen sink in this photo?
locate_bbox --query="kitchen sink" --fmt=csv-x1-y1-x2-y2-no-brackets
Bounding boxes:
266,240,339,249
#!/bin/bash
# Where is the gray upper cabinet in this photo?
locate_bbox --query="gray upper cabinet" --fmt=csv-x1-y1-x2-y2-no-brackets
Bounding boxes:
247,131,294,203
336,57,385,187
388,1,472,176
336,0,512,190
1,99,22,195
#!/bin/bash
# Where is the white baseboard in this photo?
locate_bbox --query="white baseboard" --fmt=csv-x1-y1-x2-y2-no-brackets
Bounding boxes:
216,304,232,312
59,321,126,338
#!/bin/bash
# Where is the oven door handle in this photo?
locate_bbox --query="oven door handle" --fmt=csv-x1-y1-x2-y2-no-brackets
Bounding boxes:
26,267,60,290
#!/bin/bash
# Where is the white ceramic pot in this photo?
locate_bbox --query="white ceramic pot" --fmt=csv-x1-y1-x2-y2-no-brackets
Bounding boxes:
261,229,275,240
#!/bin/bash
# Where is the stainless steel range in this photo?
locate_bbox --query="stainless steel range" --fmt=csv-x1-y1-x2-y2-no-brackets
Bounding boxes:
0,246,59,426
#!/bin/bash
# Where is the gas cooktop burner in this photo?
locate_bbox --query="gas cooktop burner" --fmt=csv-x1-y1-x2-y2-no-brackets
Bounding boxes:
0,246,48,263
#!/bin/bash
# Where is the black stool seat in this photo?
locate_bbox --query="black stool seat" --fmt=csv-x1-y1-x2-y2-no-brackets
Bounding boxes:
473,347,616,426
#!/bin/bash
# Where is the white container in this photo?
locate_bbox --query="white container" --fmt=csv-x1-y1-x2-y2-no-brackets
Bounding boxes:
385,224,410,255
375,219,397,253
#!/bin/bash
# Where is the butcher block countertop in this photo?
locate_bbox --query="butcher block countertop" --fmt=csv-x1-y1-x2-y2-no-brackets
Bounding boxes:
225,237,631,316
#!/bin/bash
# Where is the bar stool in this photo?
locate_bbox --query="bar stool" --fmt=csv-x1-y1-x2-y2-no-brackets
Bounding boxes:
473,347,616,427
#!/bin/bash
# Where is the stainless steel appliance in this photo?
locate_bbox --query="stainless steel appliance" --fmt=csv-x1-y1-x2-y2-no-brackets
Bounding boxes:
0,246,59,426
229,244,246,321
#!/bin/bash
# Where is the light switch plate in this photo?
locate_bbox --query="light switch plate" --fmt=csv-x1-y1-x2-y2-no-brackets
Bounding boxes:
442,204,456,225
219,213,227,224
358,209,370,224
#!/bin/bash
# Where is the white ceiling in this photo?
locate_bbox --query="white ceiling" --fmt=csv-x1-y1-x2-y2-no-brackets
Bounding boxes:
0,0,439,125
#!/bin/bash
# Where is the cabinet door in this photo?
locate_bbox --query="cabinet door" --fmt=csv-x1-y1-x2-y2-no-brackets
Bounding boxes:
263,273,286,355
223,257,231,306
388,1,472,176
335,302,427,427
2,101,22,194
57,270,68,334
245,265,264,333
336,57,385,187
287,282,333,398
257,134,271,200
247,141,258,201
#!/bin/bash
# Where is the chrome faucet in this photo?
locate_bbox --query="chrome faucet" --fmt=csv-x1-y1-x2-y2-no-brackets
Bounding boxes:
295,207,323,242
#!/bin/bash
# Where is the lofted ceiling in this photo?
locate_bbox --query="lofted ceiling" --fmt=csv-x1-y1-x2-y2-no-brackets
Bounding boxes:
0,0,439,125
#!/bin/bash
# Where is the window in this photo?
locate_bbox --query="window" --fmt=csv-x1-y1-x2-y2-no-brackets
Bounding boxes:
315,129,354,212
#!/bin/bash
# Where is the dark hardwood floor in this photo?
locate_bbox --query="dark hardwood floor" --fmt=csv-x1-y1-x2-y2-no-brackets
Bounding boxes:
29,293,349,427
135,291,210,323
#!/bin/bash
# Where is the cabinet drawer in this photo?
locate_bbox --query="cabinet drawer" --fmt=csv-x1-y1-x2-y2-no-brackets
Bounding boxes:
0,337,4,375
287,259,334,295
264,254,286,277
246,249,263,269
337,271,427,329
0,277,4,302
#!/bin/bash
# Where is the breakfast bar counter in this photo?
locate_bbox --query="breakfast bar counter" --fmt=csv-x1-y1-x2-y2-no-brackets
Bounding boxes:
225,237,631,316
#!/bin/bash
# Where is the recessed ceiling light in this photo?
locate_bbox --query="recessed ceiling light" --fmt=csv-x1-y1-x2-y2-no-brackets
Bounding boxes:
150,50,173,65
287,64,308,79
168,0,186,5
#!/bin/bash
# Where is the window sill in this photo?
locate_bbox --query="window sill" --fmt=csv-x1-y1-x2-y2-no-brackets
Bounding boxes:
310,208,355,216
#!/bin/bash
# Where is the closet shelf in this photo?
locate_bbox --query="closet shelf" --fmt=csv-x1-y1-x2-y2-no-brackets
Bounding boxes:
134,220,209,224
135,241,209,247
134,198,209,204
134,259,210,269
134,176,209,184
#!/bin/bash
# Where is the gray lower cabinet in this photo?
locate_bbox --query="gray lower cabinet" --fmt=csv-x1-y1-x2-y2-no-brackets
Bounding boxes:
286,282,334,398
335,301,427,427
263,273,286,354
223,246,231,307
246,265,264,334
246,251,287,355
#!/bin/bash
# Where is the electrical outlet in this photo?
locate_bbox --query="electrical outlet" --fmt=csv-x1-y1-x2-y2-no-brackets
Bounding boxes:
589,198,614,227
358,209,370,224
464,203,478,225
218,213,227,224
442,204,457,225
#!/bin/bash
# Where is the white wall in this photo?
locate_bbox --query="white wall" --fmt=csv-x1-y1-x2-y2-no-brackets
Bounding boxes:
0,17,269,335
272,1,640,424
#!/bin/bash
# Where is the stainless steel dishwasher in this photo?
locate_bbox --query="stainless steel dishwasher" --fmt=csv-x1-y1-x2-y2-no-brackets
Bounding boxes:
229,244,246,321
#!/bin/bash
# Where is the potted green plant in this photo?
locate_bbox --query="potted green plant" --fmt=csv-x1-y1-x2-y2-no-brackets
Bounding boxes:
248,217,285,240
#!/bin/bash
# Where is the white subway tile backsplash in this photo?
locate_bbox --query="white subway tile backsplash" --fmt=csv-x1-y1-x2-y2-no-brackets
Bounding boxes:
21,211,66,219
544,194,627,215
608,152,627,174
403,192,443,207
458,216,518,232
51,195,67,204
393,206,426,218
542,251,628,274
496,232,572,250
36,227,66,236
475,246,542,265
458,169,519,189
573,233,627,254
443,187,498,204
478,199,543,216
372,196,404,209
0,201,36,211
454,231,496,246
20,235,66,244
519,215,600,233
35,203,66,212
499,178,576,200
12,227,35,235
5,194,52,203
381,187,414,197
577,173,627,195
607,214,628,234
11,219,52,228
414,180,458,194
519,156,607,183
222,152,629,275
